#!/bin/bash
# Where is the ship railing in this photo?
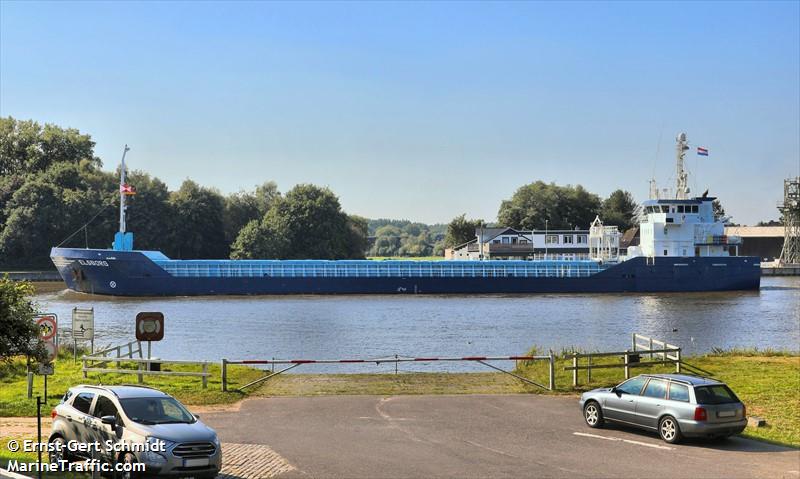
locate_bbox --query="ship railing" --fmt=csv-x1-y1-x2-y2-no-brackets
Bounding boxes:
222,353,557,392
155,260,606,279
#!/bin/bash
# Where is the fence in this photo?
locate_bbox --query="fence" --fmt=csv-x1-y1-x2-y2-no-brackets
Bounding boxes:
222,354,556,392
565,334,681,387
82,355,211,388
87,340,144,369
632,333,680,361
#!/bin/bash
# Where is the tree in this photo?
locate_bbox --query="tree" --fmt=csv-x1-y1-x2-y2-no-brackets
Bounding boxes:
444,214,484,248
497,181,601,230
231,184,365,259
0,117,100,177
167,180,228,259
712,199,725,219
0,278,46,363
0,162,117,268
600,190,639,231
123,170,174,252
223,181,280,245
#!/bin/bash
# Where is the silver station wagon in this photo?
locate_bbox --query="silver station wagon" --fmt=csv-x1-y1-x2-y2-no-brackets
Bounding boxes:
579,374,747,443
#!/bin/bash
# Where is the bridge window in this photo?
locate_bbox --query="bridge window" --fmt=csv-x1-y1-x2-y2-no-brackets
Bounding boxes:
677,205,685,213
563,235,573,244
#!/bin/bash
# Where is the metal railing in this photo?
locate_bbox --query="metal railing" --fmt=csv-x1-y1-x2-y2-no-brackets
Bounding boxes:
222,353,556,393
87,340,143,370
565,335,681,387
82,355,211,388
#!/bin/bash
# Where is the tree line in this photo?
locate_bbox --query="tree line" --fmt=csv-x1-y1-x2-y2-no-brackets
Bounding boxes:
2,117,673,267
0,118,364,268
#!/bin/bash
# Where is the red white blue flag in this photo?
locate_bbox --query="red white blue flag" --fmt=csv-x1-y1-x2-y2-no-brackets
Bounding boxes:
697,147,709,156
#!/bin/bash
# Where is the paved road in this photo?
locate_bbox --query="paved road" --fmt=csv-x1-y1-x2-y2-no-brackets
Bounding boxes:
204,395,800,479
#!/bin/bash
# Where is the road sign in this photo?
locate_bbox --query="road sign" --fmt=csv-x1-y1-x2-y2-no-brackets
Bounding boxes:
72,308,94,340
38,363,54,375
136,312,164,342
35,314,58,362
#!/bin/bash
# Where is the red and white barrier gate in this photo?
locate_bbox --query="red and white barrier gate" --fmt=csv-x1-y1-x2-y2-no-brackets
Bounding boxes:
221,354,556,392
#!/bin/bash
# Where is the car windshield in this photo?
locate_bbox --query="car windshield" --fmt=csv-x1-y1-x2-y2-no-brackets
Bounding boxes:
119,397,196,425
694,385,739,405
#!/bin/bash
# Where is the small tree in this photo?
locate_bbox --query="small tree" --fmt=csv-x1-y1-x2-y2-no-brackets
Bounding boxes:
0,277,45,364
444,214,484,248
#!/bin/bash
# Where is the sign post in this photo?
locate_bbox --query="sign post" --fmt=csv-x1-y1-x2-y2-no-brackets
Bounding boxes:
34,313,57,398
72,307,95,361
135,312,164,377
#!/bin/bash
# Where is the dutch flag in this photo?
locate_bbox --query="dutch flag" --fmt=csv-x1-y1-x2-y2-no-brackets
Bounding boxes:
697,147,709,156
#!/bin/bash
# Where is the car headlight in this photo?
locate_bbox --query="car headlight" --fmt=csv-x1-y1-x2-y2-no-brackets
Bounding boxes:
141,437,172,465
212,434,221,449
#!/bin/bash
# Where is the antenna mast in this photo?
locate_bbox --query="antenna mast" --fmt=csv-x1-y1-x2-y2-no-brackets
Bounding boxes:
675,133,690,199
119,145,130,233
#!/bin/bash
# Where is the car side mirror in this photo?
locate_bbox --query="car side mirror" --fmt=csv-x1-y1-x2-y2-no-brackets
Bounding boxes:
611,387,621,396
100,415,116,426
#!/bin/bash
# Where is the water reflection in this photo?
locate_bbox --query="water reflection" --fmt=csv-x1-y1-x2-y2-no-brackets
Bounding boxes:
35,277,799,372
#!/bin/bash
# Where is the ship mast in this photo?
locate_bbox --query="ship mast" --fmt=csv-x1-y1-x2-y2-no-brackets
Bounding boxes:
119,145,130,233
675,133,690,199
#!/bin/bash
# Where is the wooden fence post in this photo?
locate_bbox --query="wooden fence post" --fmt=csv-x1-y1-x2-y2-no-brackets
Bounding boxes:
572,353,578,387
624,350,630,379
221,359,228,392
82,357,87,379
202,363,208,389
587,354,592,384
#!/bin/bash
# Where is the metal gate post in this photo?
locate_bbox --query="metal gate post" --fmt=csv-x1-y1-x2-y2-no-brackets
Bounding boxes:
202,363,208,389
676,349,681,373
548,351,555,391
221,359,228,392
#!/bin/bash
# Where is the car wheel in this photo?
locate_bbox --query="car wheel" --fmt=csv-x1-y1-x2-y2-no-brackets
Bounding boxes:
658,416,682,444
583,401,604,428
115,452,139,479
49,436,70,463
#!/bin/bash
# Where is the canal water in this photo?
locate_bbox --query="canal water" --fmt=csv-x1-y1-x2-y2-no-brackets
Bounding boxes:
34,276,800,373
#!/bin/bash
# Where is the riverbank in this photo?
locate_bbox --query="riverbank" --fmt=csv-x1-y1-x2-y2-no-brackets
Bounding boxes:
2,350,797,449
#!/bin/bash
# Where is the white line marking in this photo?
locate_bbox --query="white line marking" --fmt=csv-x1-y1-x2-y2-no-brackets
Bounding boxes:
573,432,673,450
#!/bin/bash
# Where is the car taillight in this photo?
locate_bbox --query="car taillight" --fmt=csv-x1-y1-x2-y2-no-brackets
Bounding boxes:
51,409,57,419
694,407,707,421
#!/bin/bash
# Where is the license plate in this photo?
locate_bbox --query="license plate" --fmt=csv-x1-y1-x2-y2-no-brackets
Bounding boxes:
183,457,210,467
717,410,736,418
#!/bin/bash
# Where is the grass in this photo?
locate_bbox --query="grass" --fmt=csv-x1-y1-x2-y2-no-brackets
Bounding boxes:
0,348,264,417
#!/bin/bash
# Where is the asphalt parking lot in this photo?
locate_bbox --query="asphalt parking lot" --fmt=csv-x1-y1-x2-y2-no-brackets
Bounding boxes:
204,394,800,479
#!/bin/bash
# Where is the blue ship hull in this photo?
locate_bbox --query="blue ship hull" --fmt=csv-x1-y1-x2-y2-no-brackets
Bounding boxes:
50,247,761,296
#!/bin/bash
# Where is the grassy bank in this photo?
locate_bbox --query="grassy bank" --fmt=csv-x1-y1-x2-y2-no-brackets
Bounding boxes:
0,349,264,417
2,349,797,450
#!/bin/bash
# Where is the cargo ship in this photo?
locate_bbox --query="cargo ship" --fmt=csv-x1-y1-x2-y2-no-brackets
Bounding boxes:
50,134,761,296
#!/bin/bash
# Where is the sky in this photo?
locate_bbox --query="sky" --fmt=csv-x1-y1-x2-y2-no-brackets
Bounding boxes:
1,1,798,226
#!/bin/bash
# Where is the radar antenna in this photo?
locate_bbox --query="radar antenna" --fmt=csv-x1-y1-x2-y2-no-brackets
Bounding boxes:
675,133,690,199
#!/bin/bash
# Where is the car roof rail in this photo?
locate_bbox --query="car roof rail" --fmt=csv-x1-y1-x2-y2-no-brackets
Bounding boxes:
73,384,119,397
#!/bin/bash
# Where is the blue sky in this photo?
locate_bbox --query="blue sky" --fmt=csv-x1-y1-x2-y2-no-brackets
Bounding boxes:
1,1,798,225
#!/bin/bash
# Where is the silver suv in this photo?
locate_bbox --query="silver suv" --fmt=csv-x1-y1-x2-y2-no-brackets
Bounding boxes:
49,385,221,477
579,374,747,443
